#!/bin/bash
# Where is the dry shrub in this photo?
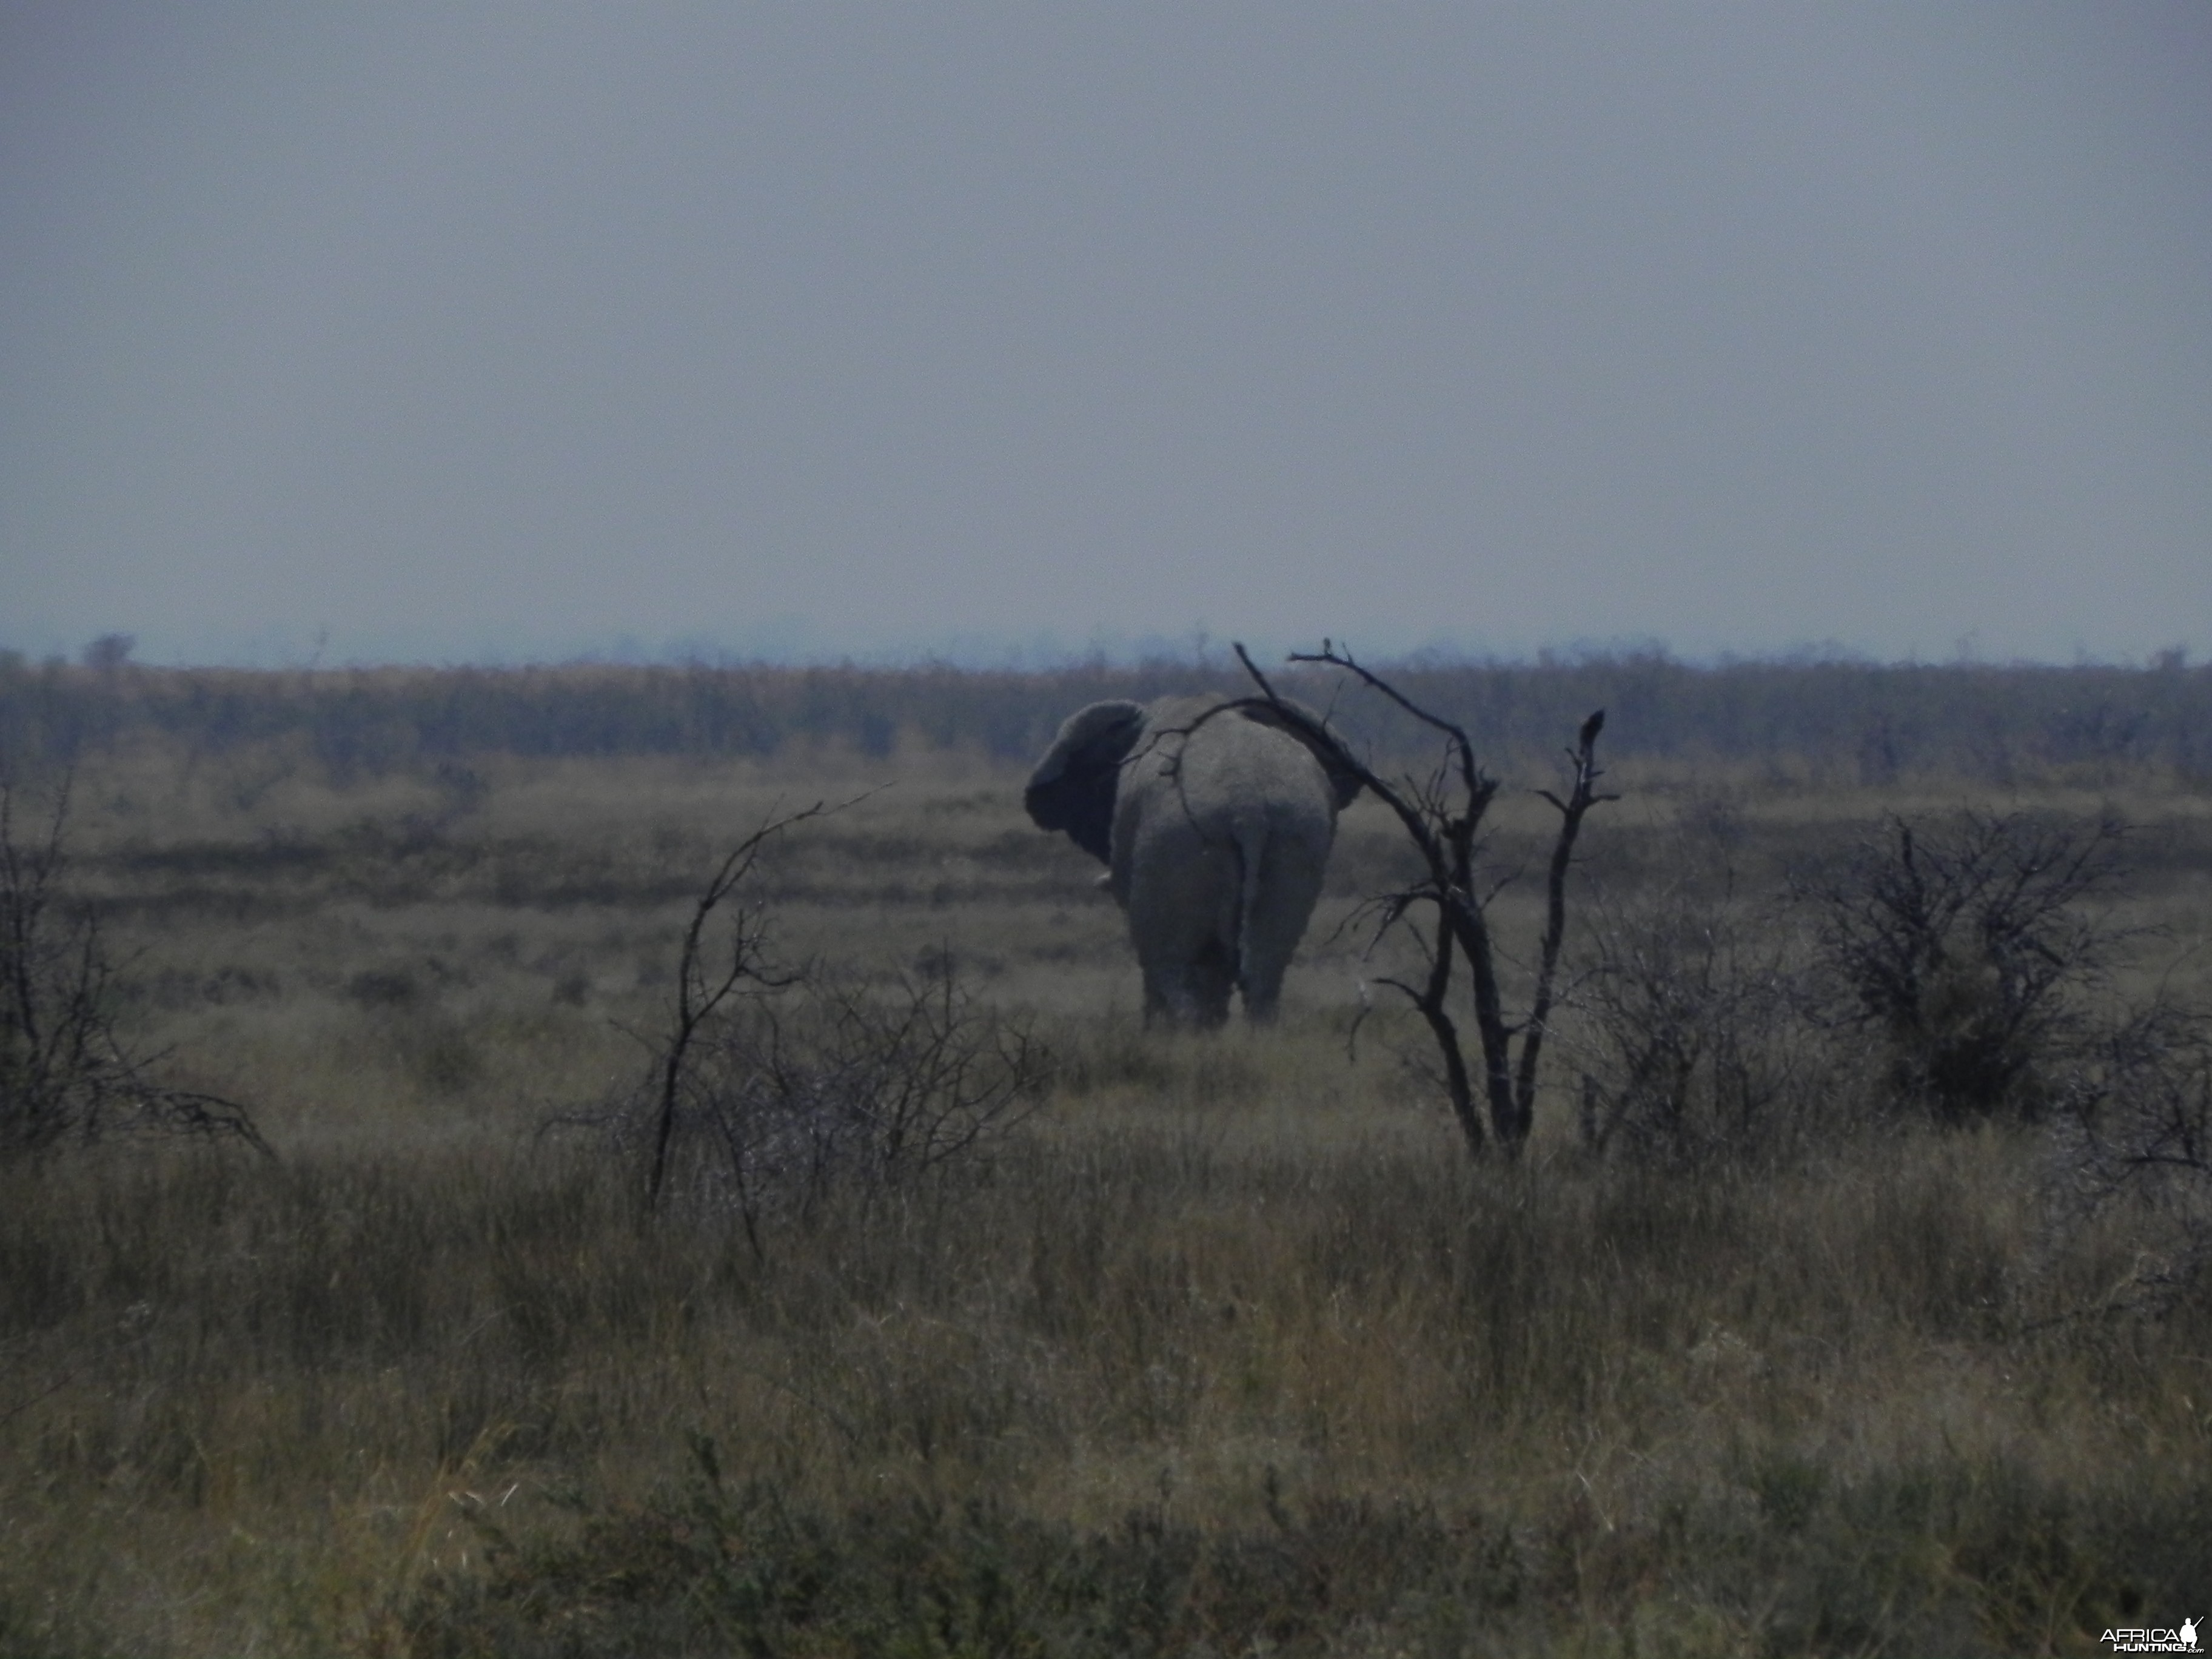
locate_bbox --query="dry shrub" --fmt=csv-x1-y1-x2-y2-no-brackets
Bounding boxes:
2049,1002,2212,1308
1578,809,2175,1160
623,803,1051,1245
1800,810,2127,1122
1574,871,1813,1161
0,776,263,1158
639,962,1050,1245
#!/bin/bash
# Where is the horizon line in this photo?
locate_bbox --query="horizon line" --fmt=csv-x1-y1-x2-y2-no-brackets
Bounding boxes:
4,634,2199,679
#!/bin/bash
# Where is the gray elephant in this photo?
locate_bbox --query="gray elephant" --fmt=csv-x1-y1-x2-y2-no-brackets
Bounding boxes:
1024,695,1362,1025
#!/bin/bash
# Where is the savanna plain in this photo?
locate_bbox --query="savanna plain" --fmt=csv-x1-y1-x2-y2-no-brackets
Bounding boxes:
4,662,2212,1657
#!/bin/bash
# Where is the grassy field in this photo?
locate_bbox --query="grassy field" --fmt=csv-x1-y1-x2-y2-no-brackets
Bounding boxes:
3,729,2211,1655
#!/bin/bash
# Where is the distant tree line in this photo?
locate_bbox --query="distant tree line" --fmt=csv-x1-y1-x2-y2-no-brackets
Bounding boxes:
1,649,2209,785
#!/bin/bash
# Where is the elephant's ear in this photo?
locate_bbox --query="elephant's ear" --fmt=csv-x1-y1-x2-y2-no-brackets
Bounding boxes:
1025,700,1147,864
1239,700,1365,809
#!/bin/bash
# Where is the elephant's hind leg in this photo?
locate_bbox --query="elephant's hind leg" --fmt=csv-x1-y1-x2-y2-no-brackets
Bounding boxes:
1236,831,1331,1022
1185,940,1236,1027
1143,943,1235,1028
1128,827,1240,1028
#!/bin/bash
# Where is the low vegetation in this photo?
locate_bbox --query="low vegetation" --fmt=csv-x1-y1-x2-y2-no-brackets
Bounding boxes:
0,660,2208,1655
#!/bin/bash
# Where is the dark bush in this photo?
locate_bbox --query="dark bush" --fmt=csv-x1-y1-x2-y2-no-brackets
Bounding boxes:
1800,811,2126,1121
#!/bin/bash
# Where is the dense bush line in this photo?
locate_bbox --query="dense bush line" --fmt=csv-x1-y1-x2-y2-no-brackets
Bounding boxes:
5,651,2212,782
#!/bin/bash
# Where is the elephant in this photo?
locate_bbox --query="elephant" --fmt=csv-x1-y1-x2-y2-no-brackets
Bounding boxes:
1024,695,1363,1026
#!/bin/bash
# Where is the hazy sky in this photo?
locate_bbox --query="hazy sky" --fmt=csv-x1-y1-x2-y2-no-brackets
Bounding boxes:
4,4,2208,667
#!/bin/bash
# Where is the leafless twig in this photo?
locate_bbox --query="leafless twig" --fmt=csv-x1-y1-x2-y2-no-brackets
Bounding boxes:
648,799,839,1205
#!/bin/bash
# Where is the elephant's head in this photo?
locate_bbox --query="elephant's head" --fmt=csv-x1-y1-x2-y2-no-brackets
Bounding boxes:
1025,696,1362,868
1024,699,1148,864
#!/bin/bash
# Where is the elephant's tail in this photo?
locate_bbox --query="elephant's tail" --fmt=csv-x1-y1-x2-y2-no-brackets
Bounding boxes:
1232,822,1268,993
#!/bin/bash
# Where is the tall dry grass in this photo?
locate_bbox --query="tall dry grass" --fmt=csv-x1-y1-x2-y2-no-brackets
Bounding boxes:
0,740,2207,1653
4,1092,2205,1654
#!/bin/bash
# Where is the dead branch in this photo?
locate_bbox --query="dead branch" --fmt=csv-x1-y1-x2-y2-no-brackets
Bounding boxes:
648,798,836,1205
1510,709,1620,1142
1233,642,1612,1157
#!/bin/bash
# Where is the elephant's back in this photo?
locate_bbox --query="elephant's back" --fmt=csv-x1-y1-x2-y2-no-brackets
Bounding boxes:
1110,695,1339,874
1176,703,1339,823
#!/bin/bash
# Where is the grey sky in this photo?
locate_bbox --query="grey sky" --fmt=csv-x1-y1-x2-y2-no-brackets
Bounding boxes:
3,4,2208,667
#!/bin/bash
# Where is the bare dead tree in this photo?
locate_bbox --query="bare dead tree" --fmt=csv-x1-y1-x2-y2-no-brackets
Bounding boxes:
1232,643,1614,1158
